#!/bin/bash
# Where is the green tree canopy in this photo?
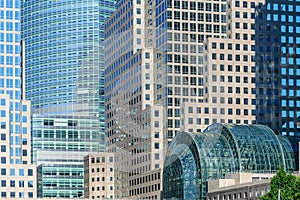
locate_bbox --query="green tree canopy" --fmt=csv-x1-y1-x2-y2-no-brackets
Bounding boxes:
260,167,300,200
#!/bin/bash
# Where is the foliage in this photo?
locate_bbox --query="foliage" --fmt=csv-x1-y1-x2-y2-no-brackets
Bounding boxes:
260,167,300,200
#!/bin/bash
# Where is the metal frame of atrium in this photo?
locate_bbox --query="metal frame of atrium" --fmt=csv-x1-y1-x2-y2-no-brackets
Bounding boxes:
163,124,300,200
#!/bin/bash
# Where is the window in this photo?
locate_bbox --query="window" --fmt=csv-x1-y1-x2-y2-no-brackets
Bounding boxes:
1,180,5,187
0,145,5,152
198,2,204,10
145,52,150,59
154,110,159,117
155,153,160,160
145,63,150,69
19,192,24,198
154,143,159,149
6,22,12,31
206,3,211,11
198,13,204,21
1,192,6,198
190,2,196,10
205,118,209,125
28,169,33,176
145,73,150,80
10,192,15,198
10,168,15,176
28,180,33,188
10,180,15,187
0,110,5,117
28,192,33,198
204,107,209,114
19,169,24,176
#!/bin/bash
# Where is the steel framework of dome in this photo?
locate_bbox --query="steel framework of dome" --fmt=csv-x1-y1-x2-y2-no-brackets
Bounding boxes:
162,124,298,200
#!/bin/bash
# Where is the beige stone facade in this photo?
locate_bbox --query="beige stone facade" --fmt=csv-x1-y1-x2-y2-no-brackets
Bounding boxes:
105,0,165,198
206,173,273,200
84,153,115,199
0,41,36,198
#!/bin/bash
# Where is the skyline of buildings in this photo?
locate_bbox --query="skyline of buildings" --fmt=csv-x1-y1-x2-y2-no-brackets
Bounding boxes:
0,0,299,199
104,0,300,199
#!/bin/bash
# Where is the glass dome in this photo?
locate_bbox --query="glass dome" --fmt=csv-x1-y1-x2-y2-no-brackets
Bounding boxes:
163,124,297,200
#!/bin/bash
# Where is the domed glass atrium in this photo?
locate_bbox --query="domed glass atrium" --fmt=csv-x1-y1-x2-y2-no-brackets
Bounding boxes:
162,124,300,200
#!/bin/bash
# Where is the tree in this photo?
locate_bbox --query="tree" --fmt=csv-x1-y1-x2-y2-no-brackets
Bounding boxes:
260,167,300,200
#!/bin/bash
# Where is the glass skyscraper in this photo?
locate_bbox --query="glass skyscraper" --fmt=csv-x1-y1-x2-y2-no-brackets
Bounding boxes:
21,0,116,197
256,0,300,137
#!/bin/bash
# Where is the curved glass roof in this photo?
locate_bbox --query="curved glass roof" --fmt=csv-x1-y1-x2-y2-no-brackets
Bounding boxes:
163,124,297,200
205,124,295,172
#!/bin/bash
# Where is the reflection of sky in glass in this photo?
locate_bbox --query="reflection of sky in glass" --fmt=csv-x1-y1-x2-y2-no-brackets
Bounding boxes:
278,1,300,136
163,124,296,200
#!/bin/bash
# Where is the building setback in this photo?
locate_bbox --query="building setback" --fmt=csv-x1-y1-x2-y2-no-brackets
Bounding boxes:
21,0,116,198
105,0,300,198
105,0,165,198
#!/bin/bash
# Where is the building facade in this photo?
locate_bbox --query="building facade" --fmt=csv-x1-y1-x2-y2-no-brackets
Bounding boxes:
206,173,273,200
105,0,165,198
0,0,36,198
105,0,300,198
105,0,263,198
179,0,265,132
255,0,300,137
158,0,228,138
84,153,115,200
21,0,116,197
160,0,300,136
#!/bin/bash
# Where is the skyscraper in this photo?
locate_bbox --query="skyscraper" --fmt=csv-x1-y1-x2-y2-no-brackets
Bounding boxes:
104,0,245,198
255,0,300,137
0,0,36,198
105,0,165,198
21,0,116,197
105,0,300,199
